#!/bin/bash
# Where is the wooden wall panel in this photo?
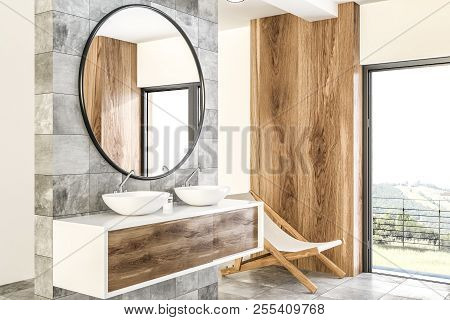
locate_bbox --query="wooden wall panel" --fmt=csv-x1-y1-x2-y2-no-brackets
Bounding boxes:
253,14,300,233
338,3,363,275
250,20,261,197
251,3,362,275
84,36,141,174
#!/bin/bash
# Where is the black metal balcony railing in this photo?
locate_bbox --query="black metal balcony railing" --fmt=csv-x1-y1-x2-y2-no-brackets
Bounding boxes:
372,197,450,251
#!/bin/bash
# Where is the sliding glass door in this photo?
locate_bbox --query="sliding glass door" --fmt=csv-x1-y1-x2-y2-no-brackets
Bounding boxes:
366,58,450,281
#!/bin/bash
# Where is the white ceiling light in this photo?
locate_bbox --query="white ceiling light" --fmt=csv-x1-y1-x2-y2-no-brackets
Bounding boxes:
227,0,245,3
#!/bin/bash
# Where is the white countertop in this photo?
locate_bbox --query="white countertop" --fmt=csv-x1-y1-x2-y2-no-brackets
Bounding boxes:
54,199,263,231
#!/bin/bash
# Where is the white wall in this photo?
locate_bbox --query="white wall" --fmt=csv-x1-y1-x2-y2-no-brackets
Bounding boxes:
218,26,251,194
361,0,450,64
137,36,199,87
0,0,34,285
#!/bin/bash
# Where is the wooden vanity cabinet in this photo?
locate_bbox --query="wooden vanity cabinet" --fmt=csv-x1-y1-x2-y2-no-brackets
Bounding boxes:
108,208,258,292
53,201,263,299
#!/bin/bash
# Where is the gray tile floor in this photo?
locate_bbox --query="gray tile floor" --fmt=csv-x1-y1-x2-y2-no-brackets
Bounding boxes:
1,267,450,300
0,280,47,300
218,266,450,300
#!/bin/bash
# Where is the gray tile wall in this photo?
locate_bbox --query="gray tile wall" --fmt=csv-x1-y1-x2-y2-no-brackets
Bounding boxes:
66,266,218,300
34,0,218,300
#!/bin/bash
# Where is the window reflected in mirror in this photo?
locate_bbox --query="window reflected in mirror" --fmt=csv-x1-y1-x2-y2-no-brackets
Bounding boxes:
143,83,200,176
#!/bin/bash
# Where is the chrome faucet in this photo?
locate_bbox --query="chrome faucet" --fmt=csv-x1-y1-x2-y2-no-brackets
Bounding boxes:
184,168,200,187
116,170,135,193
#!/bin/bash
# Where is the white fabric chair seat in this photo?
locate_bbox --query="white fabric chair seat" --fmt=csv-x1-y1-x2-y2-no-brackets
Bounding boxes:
264,214,342,253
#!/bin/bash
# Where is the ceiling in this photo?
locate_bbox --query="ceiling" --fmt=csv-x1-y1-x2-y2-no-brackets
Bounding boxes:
218,0,285,30
219,0,388,30
96,7,179,44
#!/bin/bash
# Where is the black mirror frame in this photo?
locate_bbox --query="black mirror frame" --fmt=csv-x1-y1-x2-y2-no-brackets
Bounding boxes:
78,4,205,181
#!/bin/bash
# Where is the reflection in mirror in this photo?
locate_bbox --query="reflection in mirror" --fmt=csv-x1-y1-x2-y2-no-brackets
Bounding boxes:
81,6,203,178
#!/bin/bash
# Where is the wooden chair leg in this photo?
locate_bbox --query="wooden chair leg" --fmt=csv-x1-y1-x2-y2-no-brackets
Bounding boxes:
317,254,346,278
221,254,276,276
220,267,238,276
234,258,242,271
222,254,272,276
265,240,317,294
220,257,245,276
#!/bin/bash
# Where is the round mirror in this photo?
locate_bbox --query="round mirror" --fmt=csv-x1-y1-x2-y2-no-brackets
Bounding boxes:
79,5,204,180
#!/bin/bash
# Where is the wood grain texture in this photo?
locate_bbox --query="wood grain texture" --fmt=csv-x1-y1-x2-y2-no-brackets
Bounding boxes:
213,208,259,258
84,36,141,174
250,20,261,196
256,14,300,233
250,3,362,276
108,208,258,292
108,215,214,292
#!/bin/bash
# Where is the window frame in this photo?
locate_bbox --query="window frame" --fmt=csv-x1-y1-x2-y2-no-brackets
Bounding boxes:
363,56,450,273
141,82,201,177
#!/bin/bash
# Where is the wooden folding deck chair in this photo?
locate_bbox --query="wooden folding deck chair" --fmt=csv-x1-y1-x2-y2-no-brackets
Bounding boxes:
221,191,346,293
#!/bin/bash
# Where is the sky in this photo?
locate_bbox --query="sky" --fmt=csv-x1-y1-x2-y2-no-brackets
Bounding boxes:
372,63,450,189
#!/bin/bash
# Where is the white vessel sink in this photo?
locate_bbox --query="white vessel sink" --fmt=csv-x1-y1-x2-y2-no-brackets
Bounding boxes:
174,185,230,206
102,191,170,216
